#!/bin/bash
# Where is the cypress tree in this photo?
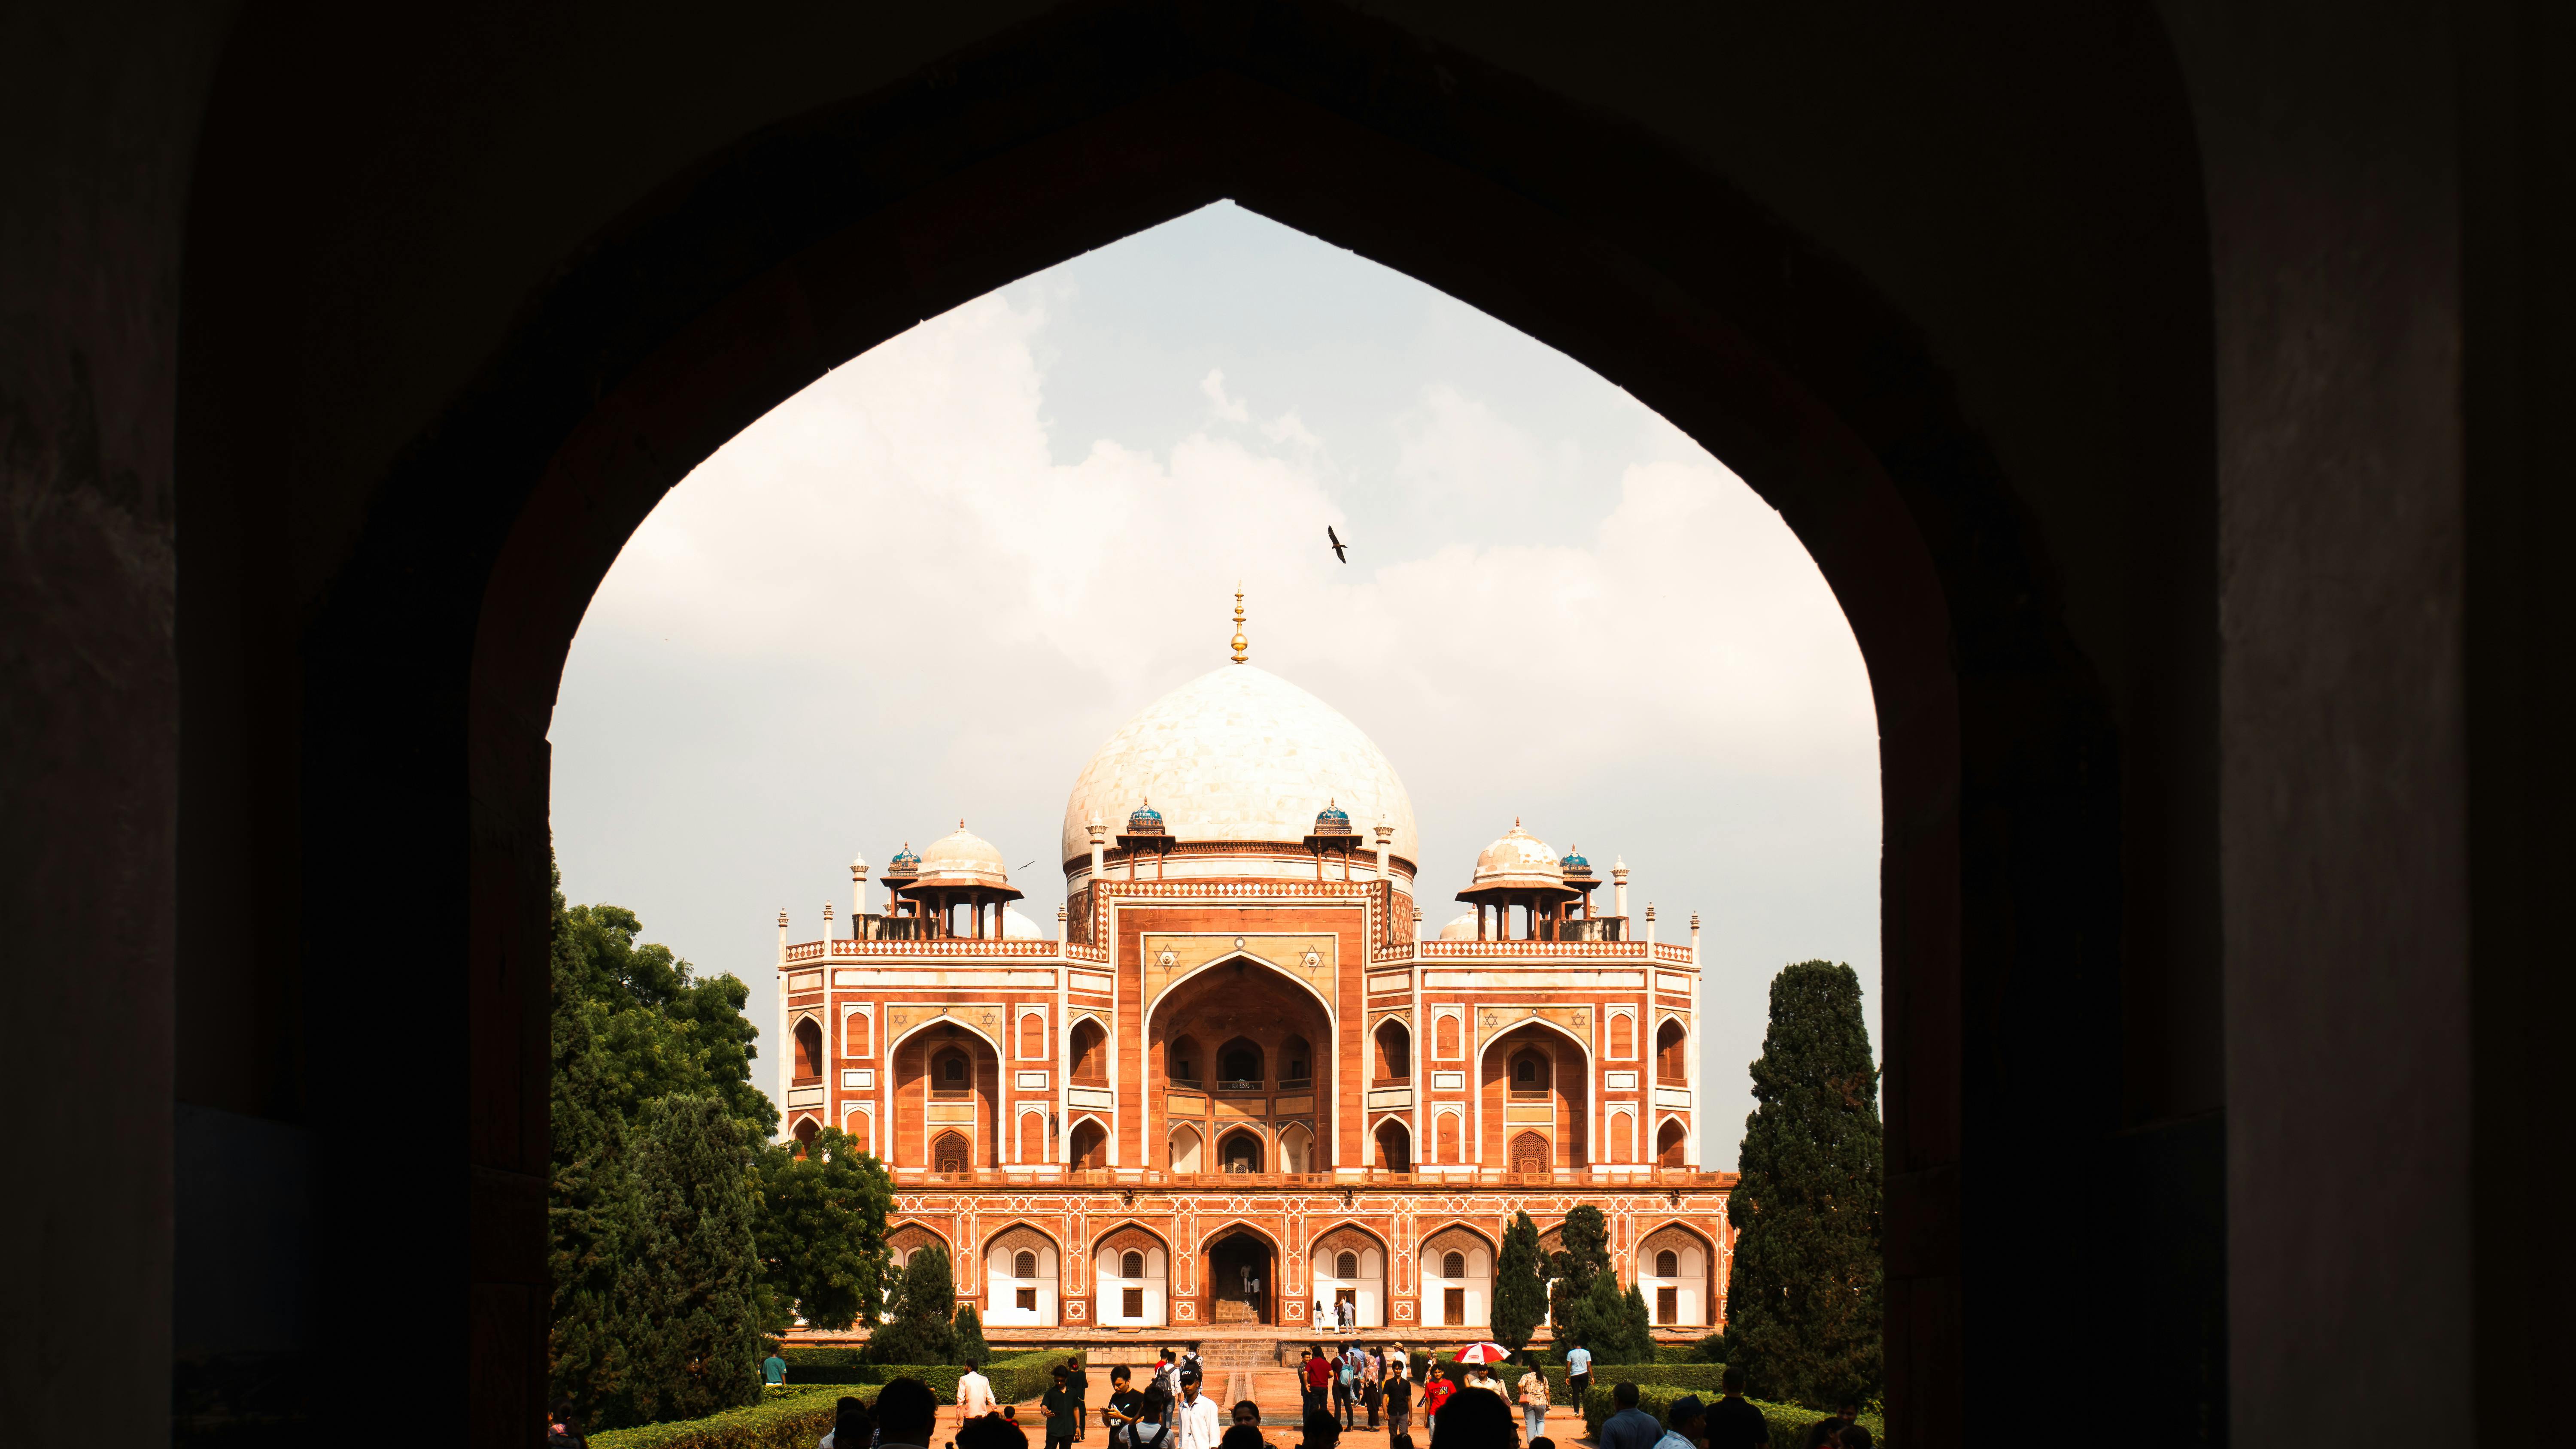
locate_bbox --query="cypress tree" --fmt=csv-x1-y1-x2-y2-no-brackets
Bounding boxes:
1491,1211,1547,1353
870,1243,959,1364
1545,1203,1611,1344
1564,1266,1650,1364
547,944,638,1424
617,1094,766,1426
953,1303,991,1365
1725,960,1883,1408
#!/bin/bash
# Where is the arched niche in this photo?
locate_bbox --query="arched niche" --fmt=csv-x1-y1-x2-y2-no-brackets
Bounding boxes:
1310,1224,1389,1328
1094,1224,1170,1328
1635,1224,1716,1328
984,1224,1062,1328
1419,1226,1495,1329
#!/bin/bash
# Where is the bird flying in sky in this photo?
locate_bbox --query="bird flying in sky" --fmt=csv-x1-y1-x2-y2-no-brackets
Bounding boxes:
1327,525,1348,563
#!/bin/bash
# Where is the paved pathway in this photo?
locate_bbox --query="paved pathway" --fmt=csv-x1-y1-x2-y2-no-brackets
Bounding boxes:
987,1389,1593,1448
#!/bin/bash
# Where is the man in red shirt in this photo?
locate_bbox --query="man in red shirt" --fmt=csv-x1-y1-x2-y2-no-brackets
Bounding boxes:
1301,1346,1334,1423
1419,1368,1457,1436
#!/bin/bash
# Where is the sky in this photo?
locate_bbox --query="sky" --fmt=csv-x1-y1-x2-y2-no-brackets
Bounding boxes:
549,201,1881,1169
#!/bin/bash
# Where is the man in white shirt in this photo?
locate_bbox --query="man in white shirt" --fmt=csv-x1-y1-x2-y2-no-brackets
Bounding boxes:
1563,1339,1593,1405
955,1359,996,1431
1169,1373,1224,1449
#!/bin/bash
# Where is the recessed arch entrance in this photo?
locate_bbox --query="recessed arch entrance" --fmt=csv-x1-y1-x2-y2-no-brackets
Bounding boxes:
1203,1225,1278,1327
243,4,2226,1441
1150,953,1335,1175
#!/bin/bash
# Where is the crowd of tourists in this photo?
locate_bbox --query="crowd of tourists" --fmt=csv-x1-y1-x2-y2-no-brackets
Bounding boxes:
544,1340,1871,1449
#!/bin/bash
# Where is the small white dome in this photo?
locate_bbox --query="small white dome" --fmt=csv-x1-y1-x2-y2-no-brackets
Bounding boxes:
1437,912,1479,941
914,823,1010,887
1471,822,1563,886
1002,907,1048,940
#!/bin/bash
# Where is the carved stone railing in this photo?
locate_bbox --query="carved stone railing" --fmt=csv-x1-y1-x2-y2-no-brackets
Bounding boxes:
1419,938,1666,959
886,1165,1738,1190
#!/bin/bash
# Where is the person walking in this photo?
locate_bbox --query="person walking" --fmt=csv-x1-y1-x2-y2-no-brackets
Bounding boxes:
1102,1367,1146,1447
1039,1366,1082,1449
763,1348,789,1391
1380,1363,1414,1449
1334,1346,1358,1429
1361,1352,1382,1431
1703,1369,1769,1449
1300,1345,1333,1422
1560,1340,1590,1410
1513,1358,1552,1444
957,1359,997,1433
1419,1369,1455,1442
1170,1371,1224,1449
1065,1359,1091,1443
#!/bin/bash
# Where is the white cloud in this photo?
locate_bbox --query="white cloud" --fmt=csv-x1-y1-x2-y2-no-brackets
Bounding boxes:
559,273,1880,1167
1199,367,1251,423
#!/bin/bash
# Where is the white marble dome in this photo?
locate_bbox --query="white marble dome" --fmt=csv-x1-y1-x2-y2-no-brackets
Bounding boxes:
1471,822,1564,886
915,823,1010,887
1061,664,1419,867
1001,907,1048,940
1438,912,1480,941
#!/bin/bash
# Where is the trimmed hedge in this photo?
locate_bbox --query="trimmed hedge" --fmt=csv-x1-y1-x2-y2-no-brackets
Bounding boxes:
592,1352,1093,1449
591,1386,857,1449
776,1346,1086,1404
1581,1384,1886,1446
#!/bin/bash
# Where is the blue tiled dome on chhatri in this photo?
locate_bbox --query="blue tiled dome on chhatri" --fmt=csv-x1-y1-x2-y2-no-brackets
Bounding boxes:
1312,799,1354,834
1127,798,1166,833
886,842,921,876
1560,845,1594,878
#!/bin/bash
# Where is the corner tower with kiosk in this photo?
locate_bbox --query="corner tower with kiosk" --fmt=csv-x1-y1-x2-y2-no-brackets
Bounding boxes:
772,597,1734,1347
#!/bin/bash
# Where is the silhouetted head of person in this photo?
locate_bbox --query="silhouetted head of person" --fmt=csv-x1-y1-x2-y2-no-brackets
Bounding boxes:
1614,1382,1641,1410
1433,1384,1514,1440
874,1377,936,1443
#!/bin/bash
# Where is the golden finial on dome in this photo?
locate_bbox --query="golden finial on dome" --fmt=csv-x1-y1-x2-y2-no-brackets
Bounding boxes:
1230,585,1249,664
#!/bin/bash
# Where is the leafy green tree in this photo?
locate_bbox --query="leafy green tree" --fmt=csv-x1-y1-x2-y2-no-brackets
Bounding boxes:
1491,1211,1548,1353
615,1094,766,1426
952,1303,991,1365
870,1243,959,1364
553,881,775,1141
752,1128,895,1332
1725,960,1883,1408
547,943,639,1423
1546,1203,1611,1351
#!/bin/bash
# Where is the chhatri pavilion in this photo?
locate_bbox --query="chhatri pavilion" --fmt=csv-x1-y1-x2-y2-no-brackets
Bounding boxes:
770,598,1734,1346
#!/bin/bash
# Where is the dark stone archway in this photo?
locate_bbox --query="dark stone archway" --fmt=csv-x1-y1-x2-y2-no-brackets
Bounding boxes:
159,3,2250,1445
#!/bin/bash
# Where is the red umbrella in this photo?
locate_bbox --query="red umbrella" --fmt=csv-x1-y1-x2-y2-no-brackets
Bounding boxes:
1452,1342,1511,1364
